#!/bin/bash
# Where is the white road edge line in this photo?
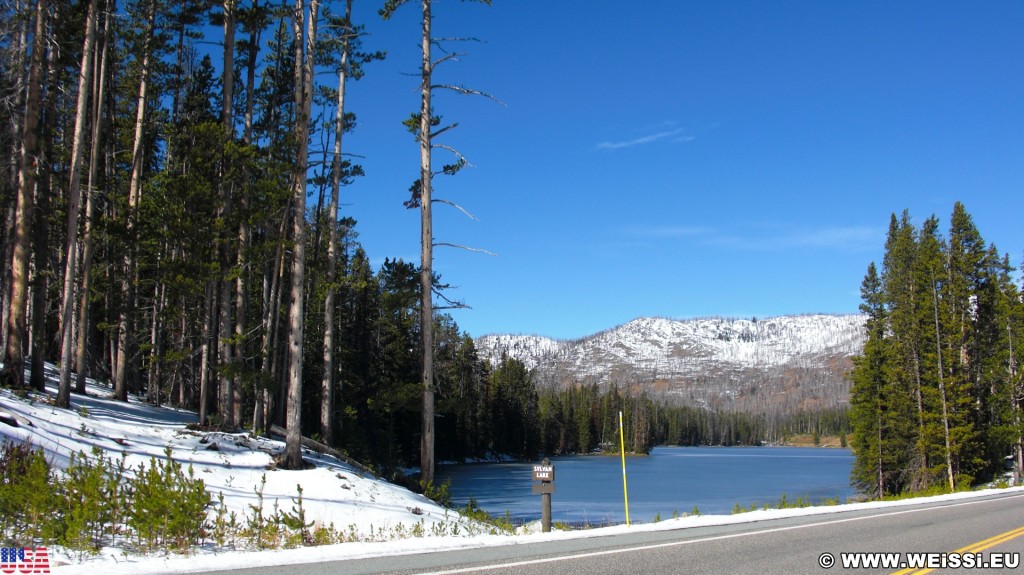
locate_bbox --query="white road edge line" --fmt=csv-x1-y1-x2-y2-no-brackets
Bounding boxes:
415,493,1024,575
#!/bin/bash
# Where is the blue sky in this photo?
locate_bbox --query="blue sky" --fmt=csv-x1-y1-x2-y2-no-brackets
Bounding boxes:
333,1,1024,340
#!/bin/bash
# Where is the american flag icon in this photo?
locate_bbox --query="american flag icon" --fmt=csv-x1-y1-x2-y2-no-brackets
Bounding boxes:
0,546,50,574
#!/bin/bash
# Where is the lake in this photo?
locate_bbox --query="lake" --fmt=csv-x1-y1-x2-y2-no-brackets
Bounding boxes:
435,446,856,525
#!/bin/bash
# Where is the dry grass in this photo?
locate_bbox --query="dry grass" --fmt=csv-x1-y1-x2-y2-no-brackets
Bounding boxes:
785,434,846,448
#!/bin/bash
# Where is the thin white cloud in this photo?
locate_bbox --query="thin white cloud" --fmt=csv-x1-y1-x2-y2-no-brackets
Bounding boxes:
625,225,714,238
596,128,690,151
710,225,880,252
624,223,879,252
785,226,878,249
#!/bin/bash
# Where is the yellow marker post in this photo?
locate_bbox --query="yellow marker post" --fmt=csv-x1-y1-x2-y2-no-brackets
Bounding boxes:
619,410,631,526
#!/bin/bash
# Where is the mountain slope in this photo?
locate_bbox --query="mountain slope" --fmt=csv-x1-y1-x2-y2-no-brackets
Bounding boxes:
476,314,866,414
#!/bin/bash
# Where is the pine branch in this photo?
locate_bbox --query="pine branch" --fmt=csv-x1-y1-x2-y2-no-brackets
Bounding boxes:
433,241,496,256
432,198,479,221
430,83,505,105
432,287,471,310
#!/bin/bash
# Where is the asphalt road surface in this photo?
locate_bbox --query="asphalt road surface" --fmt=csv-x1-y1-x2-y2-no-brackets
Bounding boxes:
200,491,1024,575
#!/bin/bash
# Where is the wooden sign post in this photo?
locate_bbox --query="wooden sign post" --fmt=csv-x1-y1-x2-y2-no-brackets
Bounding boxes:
532,458,555,532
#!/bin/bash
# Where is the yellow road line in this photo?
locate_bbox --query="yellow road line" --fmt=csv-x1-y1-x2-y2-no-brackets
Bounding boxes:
890,525,1024,575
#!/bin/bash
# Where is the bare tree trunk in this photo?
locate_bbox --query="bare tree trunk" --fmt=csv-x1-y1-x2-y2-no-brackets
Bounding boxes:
1015,400,1023,486
235,0,261,428
1,1,31,359
199,282,215,425
222,0,236,131
27,181,47,393
876,383,883,498
255,215,287,433
115,0,156,401
106,262,117,381
911,349,927,484
243,0,259,146
320,0,353,447
234,0,263,429
932,273,955,491
76,0,111,395
1,204,14,360
176,308,187,406
417,0,436,487
56,0,99,408
1008,321,1022,486
147,276,165,405
2,0,47,389
217,0,238,429
283,0,319,469
30,34,57,393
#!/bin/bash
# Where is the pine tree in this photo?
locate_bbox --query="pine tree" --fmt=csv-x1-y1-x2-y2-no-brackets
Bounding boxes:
974,248,1019,482
56,0,100,408
282,0,321,470
851,203,1020,496
75,0,114,395
880,212,927,488
1,0,47,390
940,202,986,487
317,0,382,446
380,0,493,486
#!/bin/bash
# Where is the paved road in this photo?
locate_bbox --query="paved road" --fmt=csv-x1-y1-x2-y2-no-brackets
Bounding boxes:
202,491,1024,575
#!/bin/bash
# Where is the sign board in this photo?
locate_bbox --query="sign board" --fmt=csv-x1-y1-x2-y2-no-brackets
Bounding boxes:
532,482,556,495
532,464,555,482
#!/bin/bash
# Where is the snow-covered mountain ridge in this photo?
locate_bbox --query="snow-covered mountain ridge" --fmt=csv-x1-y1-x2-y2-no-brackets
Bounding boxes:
476,314,867,412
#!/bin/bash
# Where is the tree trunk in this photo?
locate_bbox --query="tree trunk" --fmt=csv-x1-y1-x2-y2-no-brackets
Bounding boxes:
30,31,57,394
417,0,436,487
236,0,261,429
1008,321,1022,486
242,0,259,146
76,0,112,395
199,282,215,425
56,0,99,408
320,0,353,447
217,0,238,429
115,0,157,401
2,0,47,390
256,223,284,432
283,0,319,469
932,273,955,491
147,273,166,405
1,1,31,359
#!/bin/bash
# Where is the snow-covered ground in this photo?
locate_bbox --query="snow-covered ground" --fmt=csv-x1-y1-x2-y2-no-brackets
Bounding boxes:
1,363,1020,575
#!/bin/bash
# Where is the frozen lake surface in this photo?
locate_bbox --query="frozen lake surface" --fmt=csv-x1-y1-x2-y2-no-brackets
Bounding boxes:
436,446,856,525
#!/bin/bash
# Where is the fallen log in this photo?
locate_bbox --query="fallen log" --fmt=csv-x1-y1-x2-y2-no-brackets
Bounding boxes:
0,409,19,427
269,424,376,478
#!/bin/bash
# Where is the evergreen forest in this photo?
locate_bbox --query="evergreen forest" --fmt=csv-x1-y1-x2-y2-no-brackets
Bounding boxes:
849,203,1024,497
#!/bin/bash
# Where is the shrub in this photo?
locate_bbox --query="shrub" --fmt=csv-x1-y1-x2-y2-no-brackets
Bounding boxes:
244,474,274,549
210,492,240,548
0,441,59,546
128,448,209,552
420,479,452,507
280,484,313,547
61,449,112,553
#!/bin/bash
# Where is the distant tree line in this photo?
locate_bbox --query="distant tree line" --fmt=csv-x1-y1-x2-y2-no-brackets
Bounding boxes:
850,203,1023,498
436,353,852,465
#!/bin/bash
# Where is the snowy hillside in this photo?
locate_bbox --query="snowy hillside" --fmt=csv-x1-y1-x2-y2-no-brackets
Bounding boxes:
0,364,486,571
476,314,866,412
